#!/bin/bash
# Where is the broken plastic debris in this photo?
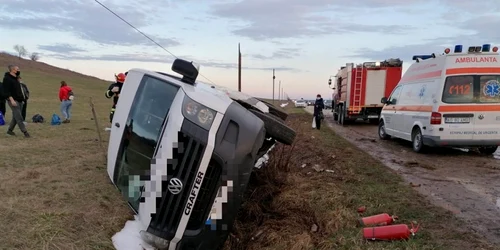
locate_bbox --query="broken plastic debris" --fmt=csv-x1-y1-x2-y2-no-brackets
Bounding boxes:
325,169,335,173
112,215,155,250
312,165,324,172
311,224,318,232
301,164,307,168
357,206,367,213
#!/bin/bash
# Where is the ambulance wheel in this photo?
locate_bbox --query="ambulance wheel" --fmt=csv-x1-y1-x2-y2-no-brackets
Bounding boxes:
249,109,296,145
411,127,425,153
478,146,498,155
378,121,390,140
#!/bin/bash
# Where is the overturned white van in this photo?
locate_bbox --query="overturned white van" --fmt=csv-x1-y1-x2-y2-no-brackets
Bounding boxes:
379,44,500,154
106,59,296,249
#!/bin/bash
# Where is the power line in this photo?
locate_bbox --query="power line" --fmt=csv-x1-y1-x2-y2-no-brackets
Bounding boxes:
93,0,216,85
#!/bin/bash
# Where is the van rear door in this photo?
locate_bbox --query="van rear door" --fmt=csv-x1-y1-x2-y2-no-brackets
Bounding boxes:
471,75,500,141
439,75,475,141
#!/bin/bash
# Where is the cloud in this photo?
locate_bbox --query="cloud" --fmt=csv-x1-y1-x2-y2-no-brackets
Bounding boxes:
46,51,300,72
208,0,417,40
38,44,87,54
345,12,500,62
0,0,179,47
250,48,302,60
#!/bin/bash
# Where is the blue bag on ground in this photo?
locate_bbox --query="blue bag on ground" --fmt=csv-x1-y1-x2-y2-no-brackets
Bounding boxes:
0,112,4,126
51,114,61,125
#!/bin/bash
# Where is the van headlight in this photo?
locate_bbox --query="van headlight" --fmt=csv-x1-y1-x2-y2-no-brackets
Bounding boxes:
182,95,216,130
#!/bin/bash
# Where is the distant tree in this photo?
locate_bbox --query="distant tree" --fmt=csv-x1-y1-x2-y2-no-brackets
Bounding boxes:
30,52,40,61
13,45,28,59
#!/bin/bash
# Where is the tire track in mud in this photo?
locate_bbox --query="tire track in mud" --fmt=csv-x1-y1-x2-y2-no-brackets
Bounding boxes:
305,107,500,245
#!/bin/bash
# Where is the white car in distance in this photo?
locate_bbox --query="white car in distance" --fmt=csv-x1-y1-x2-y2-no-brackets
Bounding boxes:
295,100,307,108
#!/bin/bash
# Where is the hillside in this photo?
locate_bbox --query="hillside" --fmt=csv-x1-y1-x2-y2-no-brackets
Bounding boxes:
0,52,107,83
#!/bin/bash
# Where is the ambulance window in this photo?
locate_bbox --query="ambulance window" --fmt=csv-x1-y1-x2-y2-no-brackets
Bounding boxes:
442,76,474,103
479,75,500,103
388,86,402,104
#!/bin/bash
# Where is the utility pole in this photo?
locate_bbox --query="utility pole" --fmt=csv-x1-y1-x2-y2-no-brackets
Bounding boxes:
238,43,242,92
272,69,275,104
278,80,281,101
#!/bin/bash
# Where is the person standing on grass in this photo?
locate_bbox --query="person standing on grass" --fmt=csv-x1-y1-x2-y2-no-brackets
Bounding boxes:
0,80,6,118
105,72,126,126
59,81,73,123
18,76,29,123
313,94,325,130
2,65,30,137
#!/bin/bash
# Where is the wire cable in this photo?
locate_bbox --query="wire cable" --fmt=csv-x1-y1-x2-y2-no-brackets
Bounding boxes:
94,0,217,85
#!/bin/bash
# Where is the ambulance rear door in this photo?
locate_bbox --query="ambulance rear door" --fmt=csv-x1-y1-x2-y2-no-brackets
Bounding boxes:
439,75,475,141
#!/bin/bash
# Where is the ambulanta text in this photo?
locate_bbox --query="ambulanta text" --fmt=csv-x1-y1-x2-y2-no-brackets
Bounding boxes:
455,57,498,63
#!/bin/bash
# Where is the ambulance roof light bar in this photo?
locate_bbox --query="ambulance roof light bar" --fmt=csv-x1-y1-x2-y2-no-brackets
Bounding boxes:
412,54,435,62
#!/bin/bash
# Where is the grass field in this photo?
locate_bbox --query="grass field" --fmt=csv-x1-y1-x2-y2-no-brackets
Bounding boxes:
0,53,495,250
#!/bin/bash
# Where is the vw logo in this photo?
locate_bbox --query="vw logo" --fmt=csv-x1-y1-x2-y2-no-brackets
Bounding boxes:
168,178,183,195
478,114,484,120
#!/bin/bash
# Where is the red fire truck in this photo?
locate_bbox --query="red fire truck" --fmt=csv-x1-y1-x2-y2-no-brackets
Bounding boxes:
329,58,403,125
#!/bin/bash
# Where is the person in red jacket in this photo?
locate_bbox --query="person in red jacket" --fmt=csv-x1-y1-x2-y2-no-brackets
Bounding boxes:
59,81,73,123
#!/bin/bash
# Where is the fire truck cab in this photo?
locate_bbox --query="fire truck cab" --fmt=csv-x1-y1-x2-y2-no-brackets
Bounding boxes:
379,44,500,154
329,59,403,125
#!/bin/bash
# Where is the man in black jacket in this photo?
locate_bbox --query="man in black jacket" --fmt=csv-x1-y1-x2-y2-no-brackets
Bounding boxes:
0,80,5,118
313,94,325,130
2,65,30,137
18,76,29,122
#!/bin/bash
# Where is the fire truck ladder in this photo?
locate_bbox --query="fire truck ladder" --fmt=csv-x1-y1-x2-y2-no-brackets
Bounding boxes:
352,64,363,113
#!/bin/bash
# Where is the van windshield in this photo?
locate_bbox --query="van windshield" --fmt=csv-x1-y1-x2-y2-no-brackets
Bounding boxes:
442,75,500,103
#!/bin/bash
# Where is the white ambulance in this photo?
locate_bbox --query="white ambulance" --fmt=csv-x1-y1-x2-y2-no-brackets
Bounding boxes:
378,44,500,154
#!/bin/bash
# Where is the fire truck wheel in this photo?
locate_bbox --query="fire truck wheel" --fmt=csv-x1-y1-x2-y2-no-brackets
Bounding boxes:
411,127,425,153
478,146,498,155
378,121,390,140
249,109,296,145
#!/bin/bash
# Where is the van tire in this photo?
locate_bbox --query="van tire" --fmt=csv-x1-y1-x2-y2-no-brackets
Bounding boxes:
478,146,498,155
411,127,425,153
249,109,296,145
378,121,390,140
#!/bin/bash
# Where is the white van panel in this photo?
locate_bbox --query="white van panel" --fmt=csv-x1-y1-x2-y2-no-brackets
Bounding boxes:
365,70,386,105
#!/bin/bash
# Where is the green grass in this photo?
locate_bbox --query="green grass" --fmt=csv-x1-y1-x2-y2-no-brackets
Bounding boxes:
227,111,495,250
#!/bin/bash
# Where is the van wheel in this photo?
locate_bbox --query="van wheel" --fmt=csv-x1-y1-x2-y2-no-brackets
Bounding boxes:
249,109,296,145
378,121,390,140
411,128,425,153
478,146,498,155
369,118,379,125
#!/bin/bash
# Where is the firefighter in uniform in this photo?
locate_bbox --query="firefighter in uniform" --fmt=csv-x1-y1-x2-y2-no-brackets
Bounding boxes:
105,72,127,123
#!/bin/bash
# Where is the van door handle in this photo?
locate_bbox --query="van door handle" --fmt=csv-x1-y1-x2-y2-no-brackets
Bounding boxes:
114,122,120,128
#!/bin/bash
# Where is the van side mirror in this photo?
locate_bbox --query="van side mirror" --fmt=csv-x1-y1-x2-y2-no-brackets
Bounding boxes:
381,97,388,104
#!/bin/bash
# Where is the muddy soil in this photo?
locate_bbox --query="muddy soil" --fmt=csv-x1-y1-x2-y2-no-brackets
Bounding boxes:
306,107,500,246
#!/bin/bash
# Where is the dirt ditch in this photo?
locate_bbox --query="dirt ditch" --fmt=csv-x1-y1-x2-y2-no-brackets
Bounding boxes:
224,112,495,250
305,106,500,247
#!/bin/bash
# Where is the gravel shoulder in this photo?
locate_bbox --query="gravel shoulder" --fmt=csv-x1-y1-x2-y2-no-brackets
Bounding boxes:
305,106,500,246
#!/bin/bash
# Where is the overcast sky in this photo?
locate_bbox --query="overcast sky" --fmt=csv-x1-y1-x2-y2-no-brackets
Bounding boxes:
0,0,499,99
